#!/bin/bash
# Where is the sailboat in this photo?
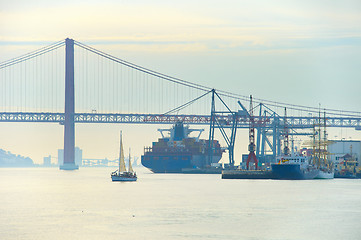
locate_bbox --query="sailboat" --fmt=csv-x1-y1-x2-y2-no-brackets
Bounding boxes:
111,131,137,182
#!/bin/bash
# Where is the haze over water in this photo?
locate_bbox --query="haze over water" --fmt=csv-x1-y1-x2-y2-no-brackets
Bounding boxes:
1,167,360,240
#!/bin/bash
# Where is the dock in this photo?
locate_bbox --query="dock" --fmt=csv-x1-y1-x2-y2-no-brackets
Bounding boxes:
182,168,222,174
221,169,275,179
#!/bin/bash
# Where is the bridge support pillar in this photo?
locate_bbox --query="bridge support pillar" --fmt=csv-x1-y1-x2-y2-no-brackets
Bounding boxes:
60,38,78,170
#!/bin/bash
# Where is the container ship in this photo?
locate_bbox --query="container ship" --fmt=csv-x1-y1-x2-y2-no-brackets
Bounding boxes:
141,121,224,173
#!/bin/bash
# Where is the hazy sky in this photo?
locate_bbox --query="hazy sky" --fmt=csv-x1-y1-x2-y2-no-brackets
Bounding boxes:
1,0,361,164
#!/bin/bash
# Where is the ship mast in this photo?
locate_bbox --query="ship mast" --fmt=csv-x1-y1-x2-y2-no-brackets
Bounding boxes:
128,148,134,173
312,123,316,166
118,131,126,172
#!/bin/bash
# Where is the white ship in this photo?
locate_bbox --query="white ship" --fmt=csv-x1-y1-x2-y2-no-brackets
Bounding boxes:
315,167,334,179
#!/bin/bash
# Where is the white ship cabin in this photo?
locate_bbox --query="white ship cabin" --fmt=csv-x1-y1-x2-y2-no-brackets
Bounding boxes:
276,153,309,166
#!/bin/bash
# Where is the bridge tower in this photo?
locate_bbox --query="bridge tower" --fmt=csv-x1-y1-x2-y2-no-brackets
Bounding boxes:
60,38,78,170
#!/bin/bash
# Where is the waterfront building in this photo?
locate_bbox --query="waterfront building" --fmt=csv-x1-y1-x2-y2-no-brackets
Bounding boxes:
328,140,361,167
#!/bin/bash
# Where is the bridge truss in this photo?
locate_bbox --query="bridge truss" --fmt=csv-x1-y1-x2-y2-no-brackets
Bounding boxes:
1,112,361,129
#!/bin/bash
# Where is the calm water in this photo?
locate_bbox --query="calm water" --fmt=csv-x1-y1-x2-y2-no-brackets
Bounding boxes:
0,167,361,240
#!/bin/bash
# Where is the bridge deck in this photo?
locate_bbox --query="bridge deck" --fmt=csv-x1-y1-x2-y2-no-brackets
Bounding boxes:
1,112,361,129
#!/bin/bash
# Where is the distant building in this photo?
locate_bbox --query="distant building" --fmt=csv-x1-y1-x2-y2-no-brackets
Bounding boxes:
57,147,83,166
75,147,83,166
57,149,64,166
0,149,34,167
333,153,357,171
43,155,52,166
328,140,361,166
301,148,313,157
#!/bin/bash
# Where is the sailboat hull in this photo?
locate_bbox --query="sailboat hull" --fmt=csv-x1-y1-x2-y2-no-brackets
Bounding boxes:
111,175,137,181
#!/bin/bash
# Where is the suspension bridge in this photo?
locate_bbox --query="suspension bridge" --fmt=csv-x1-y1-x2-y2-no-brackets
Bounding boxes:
1,38,361,169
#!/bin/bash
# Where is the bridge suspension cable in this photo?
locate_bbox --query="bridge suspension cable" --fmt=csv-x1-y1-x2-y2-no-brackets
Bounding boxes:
74,40,210,92
1,38,361,118
74,40,361,118
162,90,212,115
0,40,65,69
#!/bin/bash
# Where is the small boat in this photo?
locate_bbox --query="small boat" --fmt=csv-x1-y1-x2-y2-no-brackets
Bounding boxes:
335,168,358,179
111,131,137,182
335,155,359,178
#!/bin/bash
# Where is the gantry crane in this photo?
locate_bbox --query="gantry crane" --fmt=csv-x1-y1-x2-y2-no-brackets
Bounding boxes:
246,95,259,170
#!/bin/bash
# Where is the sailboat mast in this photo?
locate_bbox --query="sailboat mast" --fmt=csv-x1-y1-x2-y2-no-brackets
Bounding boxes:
129,148,131,172
128,147,134,172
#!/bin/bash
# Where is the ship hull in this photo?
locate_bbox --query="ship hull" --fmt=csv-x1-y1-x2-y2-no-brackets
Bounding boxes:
111,175,137,181
271,164,319,180
334,171,357,179
111,171,137,181
141,154,222,173
315,170,334,179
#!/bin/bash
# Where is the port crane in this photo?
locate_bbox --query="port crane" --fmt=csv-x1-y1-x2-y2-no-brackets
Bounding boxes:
208,89,238,167
246,95,259,170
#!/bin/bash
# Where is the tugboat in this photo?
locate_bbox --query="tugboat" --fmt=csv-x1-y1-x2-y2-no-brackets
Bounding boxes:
334,145,360,179
335,157,358,179
111,131,137,182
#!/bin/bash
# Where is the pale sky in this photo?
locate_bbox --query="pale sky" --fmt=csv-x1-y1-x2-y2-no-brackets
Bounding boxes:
1,0,361,164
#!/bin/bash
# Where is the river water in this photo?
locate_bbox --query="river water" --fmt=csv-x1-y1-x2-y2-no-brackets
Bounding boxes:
0,167,360,240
